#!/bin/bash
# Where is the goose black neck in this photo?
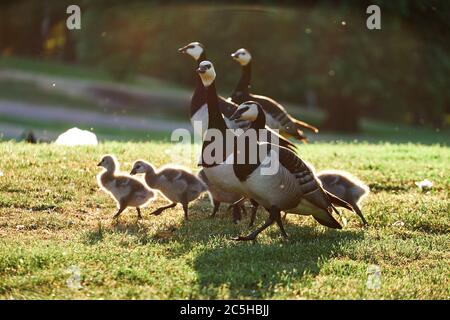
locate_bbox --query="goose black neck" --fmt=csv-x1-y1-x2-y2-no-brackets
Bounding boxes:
190,52,208,116
233,62,252,96
206,81,227,133
250,108,266,133
194,52,207,85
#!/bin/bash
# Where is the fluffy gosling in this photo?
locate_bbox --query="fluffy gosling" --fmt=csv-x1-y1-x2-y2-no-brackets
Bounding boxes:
317,170,370,225
130,161,207,220
97,155,155,220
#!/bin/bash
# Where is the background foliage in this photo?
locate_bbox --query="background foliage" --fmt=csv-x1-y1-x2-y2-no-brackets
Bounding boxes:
1,0,449,131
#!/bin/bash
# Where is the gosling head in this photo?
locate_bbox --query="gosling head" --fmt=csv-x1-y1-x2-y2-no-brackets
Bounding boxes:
229,101,262,122
178,42,205,61
231,48,252,66
130,160,154,176
97,155,118,172
196,60,216,87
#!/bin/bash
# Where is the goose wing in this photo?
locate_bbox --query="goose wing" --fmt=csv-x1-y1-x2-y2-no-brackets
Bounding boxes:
273,146,354,228
264,126,297,152
218,96,237,118
250,94,318,141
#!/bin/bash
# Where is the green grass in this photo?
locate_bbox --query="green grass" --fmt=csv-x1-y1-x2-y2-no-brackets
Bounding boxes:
0,141,448,299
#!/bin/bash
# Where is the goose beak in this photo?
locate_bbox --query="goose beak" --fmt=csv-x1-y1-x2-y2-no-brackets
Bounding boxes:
178,45,188,53
97,161,102,167
229,108,246,121
130,168,136,175
231,52,238,59
196,66,207,74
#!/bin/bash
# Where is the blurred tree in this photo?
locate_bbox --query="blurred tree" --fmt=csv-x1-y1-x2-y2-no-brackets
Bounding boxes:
1,0,448,131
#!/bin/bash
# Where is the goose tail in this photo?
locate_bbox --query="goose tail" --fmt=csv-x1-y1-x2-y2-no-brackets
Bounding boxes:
293,118,319,133
326,190,355,212
312,207,342,229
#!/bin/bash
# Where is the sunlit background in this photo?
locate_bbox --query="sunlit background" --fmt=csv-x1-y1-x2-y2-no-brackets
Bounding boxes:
0,0,449,144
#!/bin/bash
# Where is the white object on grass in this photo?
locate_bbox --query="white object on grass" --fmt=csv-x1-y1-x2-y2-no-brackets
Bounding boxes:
66,265,82,290
415,179,433,192
55,127,98,146
366,264,381,290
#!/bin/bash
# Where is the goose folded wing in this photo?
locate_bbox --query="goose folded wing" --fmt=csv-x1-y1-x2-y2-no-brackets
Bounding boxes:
276,146,342,210
265,126,297,152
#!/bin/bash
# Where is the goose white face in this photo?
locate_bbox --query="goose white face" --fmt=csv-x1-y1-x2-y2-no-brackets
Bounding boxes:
196,60,216,87
231,48,252,66
179,42,204,60
234,102,260,121
98,155,117,171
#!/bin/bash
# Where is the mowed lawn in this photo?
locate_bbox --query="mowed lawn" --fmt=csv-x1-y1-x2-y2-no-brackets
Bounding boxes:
0,141,448,299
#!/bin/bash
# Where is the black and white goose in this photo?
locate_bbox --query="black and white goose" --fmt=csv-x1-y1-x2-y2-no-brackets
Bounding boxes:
197,61,355,240
230,102,368,227
178,42,240,137
195,60,246,197
178,42,295,153
230,48,319,142
228,102,356,241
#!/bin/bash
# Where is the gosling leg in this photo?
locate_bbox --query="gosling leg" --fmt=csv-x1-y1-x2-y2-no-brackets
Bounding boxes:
113,204,126,220
182,202,189,220
150,202,177,216
136,207,143,220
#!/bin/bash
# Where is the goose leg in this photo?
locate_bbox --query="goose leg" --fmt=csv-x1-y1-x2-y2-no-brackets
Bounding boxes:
233,206,280,241
231,205,242,224
240,204,247,216
274,210,288,239
248,199,259,227
150,203,177,216
210,200,221,218
136,207,143,220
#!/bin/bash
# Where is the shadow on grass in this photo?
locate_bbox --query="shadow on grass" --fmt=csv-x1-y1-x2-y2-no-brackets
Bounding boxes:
82,206,365,299
192,222,364,299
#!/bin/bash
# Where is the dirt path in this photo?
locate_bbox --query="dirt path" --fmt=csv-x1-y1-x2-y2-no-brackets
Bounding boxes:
0,99,191,140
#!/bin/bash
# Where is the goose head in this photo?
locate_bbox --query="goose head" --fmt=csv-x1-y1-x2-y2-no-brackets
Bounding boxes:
178,42,205,61
229,101,262,122
130,160,154,176
97,155,118,172
231,48,252,66
196,60,216,87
